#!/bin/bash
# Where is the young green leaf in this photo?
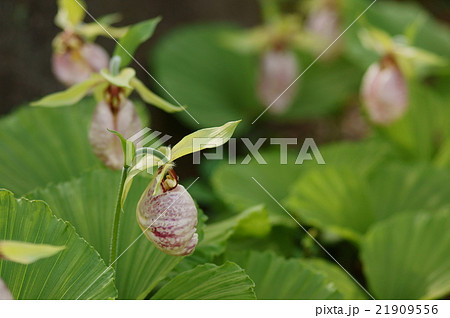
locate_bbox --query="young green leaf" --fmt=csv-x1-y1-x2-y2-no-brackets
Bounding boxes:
31,74,103,107
113,17,161,68
0,240,65,265
0,190,117,299
100,68,136,88
108,129,136,168
130,77,185,113
171,120,241,161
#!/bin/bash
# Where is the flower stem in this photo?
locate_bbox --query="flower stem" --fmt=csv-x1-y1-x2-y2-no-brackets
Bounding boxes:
110,167,128,270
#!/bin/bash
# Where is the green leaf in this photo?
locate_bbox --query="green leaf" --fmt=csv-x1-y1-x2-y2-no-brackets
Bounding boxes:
361,210,450,299
130,77,185,113
368,165,450,220
0,98,150,195
55,0,86,29
0,190,117,299
379,82,446,161
198,205,271,257
435,140,450,168
211,140,393,227
152,24,259,130
0,241,64,265
31,75,103,107
286,166,374,242
303,258,368,300
100,68,135,88
281,55,362,120
0,99,101,195
171,120,241,161
151,262,256,299
28,169,183,299
229,251,342,299
108,129,136,168
285,164,450,242
114,17,161,68
225,225,305,259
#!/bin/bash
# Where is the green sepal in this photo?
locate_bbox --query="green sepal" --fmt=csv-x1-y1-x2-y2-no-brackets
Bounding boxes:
55,0,86,30
130,77,185,113
100,67,136,88
31,74,103,107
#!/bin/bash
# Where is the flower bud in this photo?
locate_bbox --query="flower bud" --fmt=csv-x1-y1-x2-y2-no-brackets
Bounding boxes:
137,173,198,256
52,32,109,86
0,278,13,300
89,96,142,169
257,49,299,114
360,56,409,125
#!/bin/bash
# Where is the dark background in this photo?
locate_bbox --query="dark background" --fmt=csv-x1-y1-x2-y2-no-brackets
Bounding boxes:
0,0,448,116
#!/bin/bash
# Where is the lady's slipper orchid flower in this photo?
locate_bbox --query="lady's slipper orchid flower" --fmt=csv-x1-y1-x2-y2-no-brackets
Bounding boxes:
361,55,409,125
257,49,299,113
358,26,446,125
223,6,304,114
137,169,198,256
89,98,142,170
32,57,185,169
116,120,241,256
52,0,128,86
52,32,110,87
303,0,342,60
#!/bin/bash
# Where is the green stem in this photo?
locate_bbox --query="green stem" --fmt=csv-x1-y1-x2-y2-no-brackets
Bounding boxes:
110,167,129,270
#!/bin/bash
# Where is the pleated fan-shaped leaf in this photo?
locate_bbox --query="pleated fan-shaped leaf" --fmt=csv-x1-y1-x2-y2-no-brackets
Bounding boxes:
0,98,149,195
286,164,450,242
151,262,256,300
0,100,100,195
28,169,182,299
361,210,450,299
0,189,117,299
229,250,342,299
303,258,368,300
212,140,394,229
